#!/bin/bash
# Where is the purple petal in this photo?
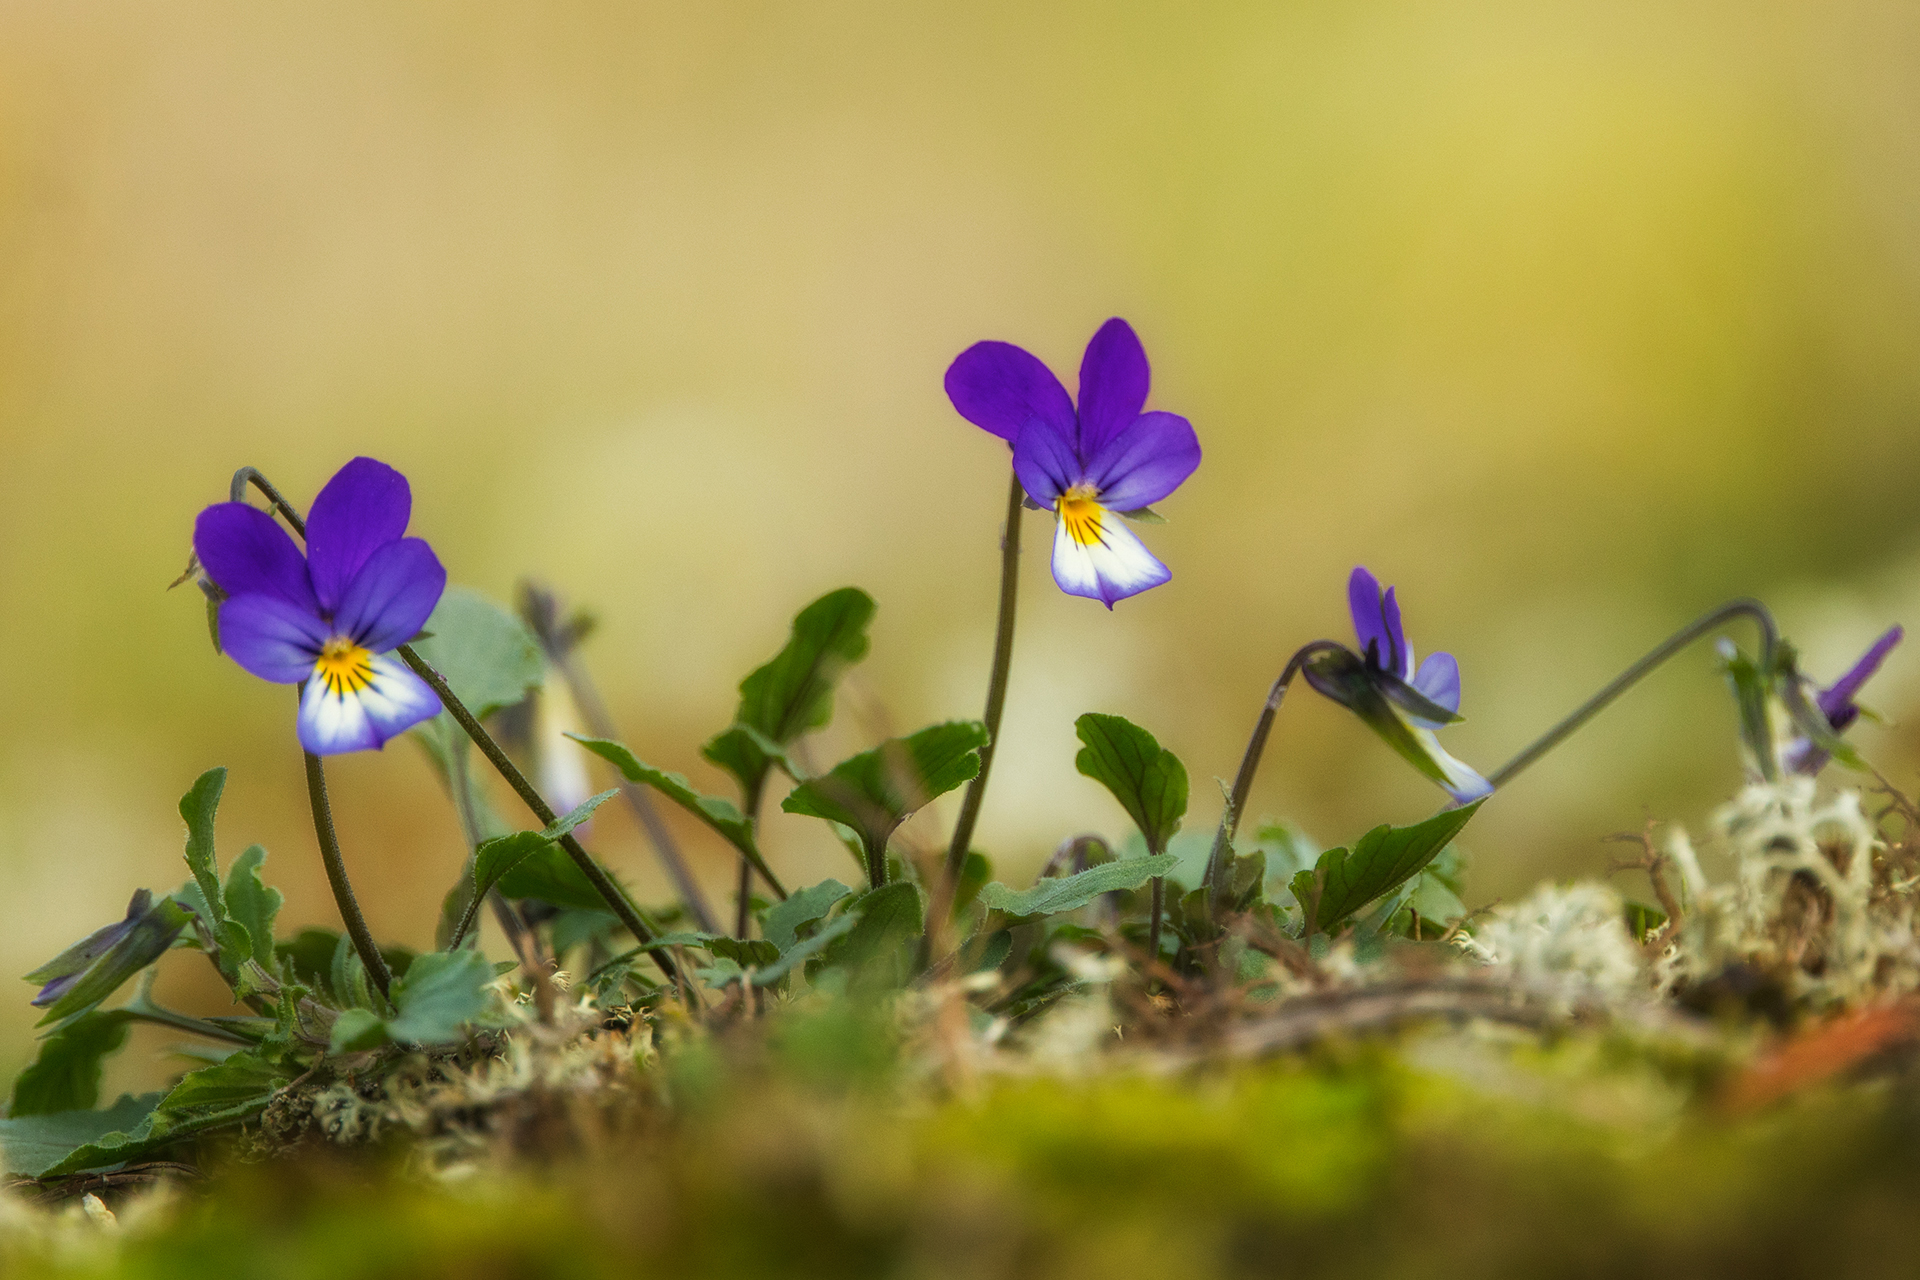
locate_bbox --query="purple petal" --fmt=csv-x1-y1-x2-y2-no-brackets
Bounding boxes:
1075,318,1150,455
1381,587,1409,679
334,538,447,653
194,504,316,612
1411,652,1462,722
297,654,441,755
944,341,1075,444
1083,412,1200,511
218,594,330,683
305,458,413,613
1817,626,1903,724
1348,568,1392,670
1012,414,1082,507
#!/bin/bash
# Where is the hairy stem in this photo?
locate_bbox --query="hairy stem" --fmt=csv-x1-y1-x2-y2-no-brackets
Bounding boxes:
1484,598,1779,790
1202,641,1346,920
302,746,394,1003
519,583,722,933
928,469,1024,950
396,644,683,986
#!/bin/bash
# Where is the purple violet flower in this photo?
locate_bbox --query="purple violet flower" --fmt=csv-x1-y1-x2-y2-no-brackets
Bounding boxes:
1305,568,1493,803
1785,625,1903,775
945,318,1200,608
194,458,447,754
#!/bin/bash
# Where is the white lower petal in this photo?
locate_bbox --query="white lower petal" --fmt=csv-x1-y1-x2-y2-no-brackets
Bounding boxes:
1049,506,1170,607
298,653,442,755
1409,725,1493,803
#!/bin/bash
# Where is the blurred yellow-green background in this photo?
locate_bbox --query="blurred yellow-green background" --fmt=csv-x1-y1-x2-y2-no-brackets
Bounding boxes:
5,0,1920,1078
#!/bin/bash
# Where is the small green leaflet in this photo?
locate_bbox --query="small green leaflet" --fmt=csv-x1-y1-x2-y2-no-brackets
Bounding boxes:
702,587,875,797
1290,801,1485,933
572,737,788,899
1624,900,1669,942
456,790,619,942
327,950,501,1053
493,845,611,912
222,845,284,969
8,1010,133,1117
751,912,860,985
977,855,1179,919
179,767,227,934
1073,713,1188,855
782,721,988,871
821,883,923,983
763,879,852,951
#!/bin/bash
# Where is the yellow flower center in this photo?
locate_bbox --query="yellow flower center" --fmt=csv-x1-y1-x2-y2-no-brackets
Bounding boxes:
1058,485,1105,547
314,637,374,697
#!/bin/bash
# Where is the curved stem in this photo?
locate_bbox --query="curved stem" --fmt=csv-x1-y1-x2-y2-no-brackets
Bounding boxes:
1484,598,1779,791
1202,641,1346,920
232,467,307,536
302,745,395,1003
941,468,1024,890
396,643,684,986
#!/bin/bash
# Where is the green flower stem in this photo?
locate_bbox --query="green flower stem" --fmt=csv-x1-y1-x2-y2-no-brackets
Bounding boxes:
446,743,544,972
1202,641,1344,922
735,775,766,939
930,469,1025,940
232,468,685,990
1484,597,1780,790
1146,877,1166,971
519,583,723,934
301,743,395,1003
396,644,684,988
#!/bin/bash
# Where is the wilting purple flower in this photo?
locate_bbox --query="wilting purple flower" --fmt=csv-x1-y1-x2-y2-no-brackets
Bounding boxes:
194,458,445,754
1786,626,1903,774
1305,568,1492,803
945,318,1200,607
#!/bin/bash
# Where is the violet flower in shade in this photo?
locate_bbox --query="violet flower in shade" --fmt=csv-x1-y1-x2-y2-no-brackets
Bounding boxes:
194,458,446,755
945,318,1200,607
1785,626,1903,775
1304,567,1493,803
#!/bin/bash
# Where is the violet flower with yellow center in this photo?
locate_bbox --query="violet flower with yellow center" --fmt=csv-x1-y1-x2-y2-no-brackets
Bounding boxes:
946,317,1200,607
194,457,446,754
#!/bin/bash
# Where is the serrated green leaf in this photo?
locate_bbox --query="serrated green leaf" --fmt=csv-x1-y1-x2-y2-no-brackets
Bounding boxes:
384,950,499,1046
468,790,618,913
977,855,1179,919
0,1092,162,1177
702,588,875,797
781,722,987,875
571,737,786,897
752,911,861,985
9,1011,133,1117
819,883,922,985
763,879,852,952
1073,714,1188,855
178,767,228,934
327,1008,388,1054
1290,802,1484,933
222,845,283,968
32,1050,289,1178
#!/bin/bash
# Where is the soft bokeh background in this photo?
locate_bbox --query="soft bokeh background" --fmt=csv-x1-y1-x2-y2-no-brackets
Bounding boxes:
5,0,1920,1079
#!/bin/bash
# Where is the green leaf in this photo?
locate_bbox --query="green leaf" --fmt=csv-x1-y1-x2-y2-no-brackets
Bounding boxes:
493,843,612,912
178,767,228,933
37,895,194,1026
0,1092,162,1177
32,1050,289,1178
707,938,780,968
702,588,876,797
408,587,546,778
951,852,992,920
9,1011,133,1117
327,1008,389,1054
385,950,500,1045
752,912,862,985
820,883,923,985
763,879,852,952
1289,801,1485,934
1624,900,1669,942
976,854,1179,919
572,737,786,897
782,722,988,868
469,790,619,907
1073,713,1189,855
222,845,283,968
